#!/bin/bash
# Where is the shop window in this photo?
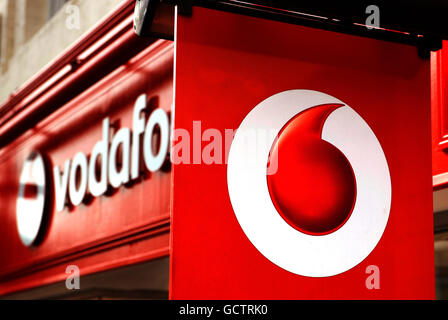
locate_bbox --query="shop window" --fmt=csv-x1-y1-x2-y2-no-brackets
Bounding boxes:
435,230,448,299
1,258,170,299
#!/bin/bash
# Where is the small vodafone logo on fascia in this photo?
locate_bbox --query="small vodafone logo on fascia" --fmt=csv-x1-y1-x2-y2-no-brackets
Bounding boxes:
227,90,392,277
16,152,51,247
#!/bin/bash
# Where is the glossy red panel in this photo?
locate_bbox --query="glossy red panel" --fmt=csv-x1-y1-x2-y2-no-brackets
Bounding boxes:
171,7,434,299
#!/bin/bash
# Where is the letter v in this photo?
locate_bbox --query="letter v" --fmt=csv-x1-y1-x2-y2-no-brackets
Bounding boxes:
54,160,71,212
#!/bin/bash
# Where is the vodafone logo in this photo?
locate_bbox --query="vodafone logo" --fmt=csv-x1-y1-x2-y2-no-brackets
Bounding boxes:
227,90,391,277
15,94,169,247
16,152,50,247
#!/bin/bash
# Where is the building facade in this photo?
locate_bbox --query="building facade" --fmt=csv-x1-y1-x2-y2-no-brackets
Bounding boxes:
0,0,447,299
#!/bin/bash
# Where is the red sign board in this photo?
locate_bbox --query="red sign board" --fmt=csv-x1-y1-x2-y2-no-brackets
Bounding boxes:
171,7,434,299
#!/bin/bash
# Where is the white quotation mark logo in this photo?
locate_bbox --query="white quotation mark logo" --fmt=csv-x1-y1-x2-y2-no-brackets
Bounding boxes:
227,90,391,277
16,152,49,247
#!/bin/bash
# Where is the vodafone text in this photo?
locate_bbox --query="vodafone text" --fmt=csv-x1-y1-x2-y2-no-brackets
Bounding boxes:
53,94,279,211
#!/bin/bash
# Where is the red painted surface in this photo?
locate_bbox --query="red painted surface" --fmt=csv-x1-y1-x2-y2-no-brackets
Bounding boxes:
431,41,448,189
171,7,434,299
0,36,174,295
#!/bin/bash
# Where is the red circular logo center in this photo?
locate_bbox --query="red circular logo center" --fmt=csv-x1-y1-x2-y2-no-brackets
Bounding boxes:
267,104,357,236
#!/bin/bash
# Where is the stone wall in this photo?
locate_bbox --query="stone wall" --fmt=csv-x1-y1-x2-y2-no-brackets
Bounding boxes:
0,0,124,103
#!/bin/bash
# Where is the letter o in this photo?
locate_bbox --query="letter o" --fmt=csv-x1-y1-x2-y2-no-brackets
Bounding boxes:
69,152,88,206
143,108,170,172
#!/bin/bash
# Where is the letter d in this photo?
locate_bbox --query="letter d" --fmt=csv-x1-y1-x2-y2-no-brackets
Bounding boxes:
89,118,110,197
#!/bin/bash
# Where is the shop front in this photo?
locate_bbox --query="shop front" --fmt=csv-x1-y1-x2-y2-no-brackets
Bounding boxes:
1,0,448,300
0,1,173,298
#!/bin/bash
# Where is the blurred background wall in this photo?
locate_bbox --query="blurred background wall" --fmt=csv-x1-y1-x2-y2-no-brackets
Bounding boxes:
0,0,123,103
